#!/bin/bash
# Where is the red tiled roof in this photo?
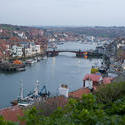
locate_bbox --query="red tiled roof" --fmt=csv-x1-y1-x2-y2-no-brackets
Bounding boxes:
0,43,7,50
83,74,113,84
0,106,24,124
46,96,68,107
83,74,101,82
42,88,90,108
69,88,90,98
9,37,21,42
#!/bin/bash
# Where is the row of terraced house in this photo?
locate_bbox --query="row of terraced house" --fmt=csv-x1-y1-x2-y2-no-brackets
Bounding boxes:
0,41,44,61
0,26,48,61
11,41,41,57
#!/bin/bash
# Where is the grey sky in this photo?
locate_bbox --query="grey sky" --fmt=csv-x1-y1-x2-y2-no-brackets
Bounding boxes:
0,0,125,26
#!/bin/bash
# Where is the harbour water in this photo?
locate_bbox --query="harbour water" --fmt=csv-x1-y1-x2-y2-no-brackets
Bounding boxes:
0,41,99,108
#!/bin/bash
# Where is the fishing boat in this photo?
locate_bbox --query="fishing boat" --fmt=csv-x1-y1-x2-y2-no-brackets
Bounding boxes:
91,60,107,74
11,80,50,107
11,81,32,106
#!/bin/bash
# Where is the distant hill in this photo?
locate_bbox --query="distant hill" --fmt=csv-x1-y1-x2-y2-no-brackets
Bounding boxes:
43,26,125,38
0,24,43,31
1,24,125,38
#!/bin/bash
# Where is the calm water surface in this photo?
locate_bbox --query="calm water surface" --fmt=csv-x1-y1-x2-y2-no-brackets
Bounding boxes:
0,42,98,108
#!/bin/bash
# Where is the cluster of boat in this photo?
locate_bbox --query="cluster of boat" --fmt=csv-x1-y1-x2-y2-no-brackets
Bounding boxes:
0,61,26,72
24,56,47,65
91,60,108,75
0,56,48,72
11,80,50,107
0,56,41,72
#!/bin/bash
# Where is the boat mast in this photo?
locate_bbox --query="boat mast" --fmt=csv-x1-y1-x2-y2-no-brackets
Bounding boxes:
19,80,23,100
34,80,39,97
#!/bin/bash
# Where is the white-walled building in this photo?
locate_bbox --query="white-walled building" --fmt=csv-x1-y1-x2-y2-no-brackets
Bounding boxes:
25,47,32,56
35,45,41,54
11,41,41,57
11,45,23,57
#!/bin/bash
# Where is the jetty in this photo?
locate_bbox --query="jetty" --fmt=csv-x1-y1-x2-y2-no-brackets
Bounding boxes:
0,63,25,72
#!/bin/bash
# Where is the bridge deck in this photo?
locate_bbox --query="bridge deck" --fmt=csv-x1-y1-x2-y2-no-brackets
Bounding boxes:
46,50,90,53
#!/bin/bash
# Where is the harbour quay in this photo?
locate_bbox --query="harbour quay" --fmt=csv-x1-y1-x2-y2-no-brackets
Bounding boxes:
0,62,25,72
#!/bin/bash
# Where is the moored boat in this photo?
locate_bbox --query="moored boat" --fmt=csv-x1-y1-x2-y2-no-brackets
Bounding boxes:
16,64,26,71
25,59,35,65
0,61,26,72
11,80,50,107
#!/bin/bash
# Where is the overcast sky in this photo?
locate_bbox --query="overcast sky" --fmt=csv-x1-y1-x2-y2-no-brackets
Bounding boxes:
0,0,125,26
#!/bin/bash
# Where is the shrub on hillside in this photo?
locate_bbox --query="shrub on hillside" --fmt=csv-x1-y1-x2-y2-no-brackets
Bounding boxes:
0,116,17,125
1,82,125,125
94,82,125,104
20,94,125,125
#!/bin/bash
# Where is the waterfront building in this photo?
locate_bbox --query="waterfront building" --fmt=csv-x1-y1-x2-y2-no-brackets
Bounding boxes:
11,45,23,57
20,41,41,56
10,41,41,57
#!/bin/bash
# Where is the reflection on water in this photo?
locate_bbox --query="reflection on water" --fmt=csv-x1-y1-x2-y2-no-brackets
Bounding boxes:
0,42,98,108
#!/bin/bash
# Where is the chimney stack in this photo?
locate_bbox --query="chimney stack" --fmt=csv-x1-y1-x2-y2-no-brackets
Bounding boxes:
58,84,69,97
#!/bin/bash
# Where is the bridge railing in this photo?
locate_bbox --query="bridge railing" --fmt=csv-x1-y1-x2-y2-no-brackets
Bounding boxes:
47,49,93,52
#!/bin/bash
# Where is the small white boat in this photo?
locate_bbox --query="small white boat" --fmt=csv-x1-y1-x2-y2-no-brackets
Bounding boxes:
18,101,33,107
33,59,38,63
25,59,35,65
16,67,25,71
37,57,42,62
16,64,26,71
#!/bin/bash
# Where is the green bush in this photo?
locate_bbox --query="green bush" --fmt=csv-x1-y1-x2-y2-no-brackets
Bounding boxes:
1,82,125,125
0,116,17,125
94,82,125,104
20,94,125,125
